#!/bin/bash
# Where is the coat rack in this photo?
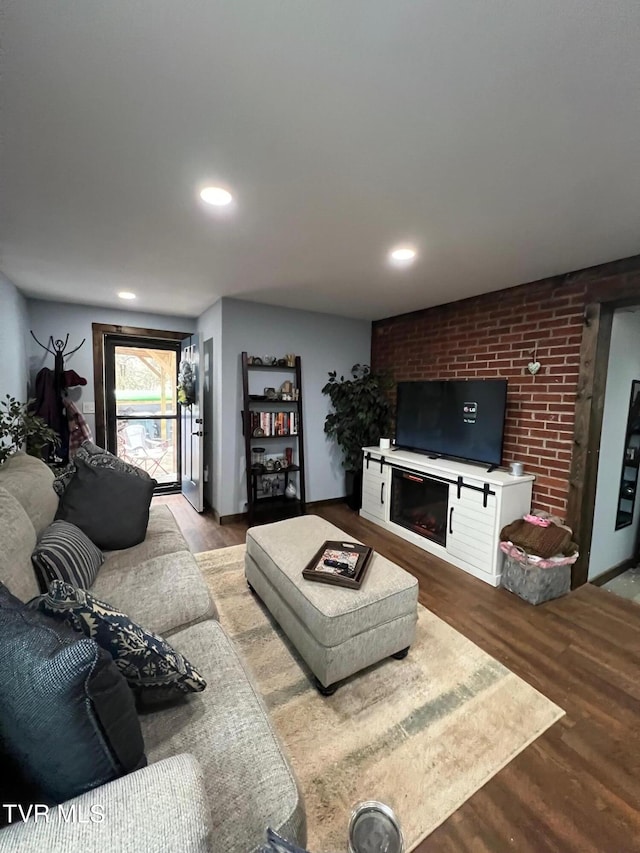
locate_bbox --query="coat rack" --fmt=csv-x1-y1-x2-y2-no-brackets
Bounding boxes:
30,331,86,361
30,331,86,393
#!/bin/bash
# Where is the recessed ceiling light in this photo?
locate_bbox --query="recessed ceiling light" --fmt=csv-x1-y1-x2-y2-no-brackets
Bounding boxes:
118,291,136,300
389,246,417,264
199,186,233,206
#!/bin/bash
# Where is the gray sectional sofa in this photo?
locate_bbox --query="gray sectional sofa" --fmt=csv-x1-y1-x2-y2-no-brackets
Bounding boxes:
0,453,306,853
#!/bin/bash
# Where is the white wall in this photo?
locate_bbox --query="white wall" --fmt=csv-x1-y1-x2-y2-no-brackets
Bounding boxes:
0,275,29,401
27,299,196,435
589,309,640,580
216,298,371,517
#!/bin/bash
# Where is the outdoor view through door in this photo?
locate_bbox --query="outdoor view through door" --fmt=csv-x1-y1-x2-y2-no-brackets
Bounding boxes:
105,338,180,490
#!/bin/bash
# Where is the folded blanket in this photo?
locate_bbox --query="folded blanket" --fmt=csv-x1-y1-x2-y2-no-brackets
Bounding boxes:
500,518,572,558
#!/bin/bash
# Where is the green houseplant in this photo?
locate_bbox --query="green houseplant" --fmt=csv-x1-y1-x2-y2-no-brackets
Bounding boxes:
0,395,60,465
322,364,393,510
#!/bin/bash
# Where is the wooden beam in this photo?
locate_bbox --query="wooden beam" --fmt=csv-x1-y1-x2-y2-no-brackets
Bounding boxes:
566,303,613,587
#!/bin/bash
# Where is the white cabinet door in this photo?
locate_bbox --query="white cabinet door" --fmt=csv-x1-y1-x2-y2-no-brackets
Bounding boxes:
447,483,498,573
362,454,389,521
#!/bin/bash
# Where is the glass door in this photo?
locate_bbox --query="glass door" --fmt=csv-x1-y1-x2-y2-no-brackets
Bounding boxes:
104,336,181,491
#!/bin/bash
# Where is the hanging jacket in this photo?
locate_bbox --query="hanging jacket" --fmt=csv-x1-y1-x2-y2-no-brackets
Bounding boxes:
63,397,93,458
34,368,68,461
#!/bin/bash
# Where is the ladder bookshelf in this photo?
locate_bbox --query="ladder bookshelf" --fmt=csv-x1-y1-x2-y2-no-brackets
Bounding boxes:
241,352,307,526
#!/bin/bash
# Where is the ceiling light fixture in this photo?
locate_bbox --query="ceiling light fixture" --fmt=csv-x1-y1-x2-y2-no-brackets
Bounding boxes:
389,246,417,265
118,291,136,300
199,186,233,206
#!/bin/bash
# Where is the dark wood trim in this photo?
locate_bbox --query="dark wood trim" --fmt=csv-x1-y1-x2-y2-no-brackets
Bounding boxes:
306,497,347,510
567,279,640,587
590,556,636,587
92,323,190,446
566,303,613,587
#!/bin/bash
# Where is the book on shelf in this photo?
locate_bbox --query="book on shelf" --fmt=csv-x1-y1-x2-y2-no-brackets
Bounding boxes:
249,411,298,437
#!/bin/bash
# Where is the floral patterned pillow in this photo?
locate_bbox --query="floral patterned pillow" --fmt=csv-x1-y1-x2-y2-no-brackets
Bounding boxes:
30,581,206,705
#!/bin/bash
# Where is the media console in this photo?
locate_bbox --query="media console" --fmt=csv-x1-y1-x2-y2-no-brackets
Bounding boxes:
360,446,534,587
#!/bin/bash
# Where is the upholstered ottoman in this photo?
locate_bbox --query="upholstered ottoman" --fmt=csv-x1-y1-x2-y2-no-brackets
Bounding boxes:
245,515,419,694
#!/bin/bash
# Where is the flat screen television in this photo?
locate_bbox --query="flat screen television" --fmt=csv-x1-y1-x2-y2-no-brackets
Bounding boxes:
395,379,508,467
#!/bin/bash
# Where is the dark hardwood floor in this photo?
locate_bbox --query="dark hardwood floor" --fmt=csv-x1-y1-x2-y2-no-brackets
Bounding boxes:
156,495,640,852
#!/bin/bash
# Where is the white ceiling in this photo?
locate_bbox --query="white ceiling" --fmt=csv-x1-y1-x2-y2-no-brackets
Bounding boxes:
1,1,639,321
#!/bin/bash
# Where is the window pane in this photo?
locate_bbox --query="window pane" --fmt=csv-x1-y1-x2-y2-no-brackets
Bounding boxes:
114,346,177,417
116,417,177,485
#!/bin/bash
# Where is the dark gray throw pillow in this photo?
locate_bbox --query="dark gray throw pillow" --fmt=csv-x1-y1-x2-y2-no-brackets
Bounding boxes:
31,520,104,593
0,582,146,810
55,458,156,550
53,440,152,497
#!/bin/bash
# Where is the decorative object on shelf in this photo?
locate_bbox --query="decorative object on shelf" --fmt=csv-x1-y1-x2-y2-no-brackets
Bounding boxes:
264,387,278,400
250,356,263,365
252,447,266,470
286,353,296,367
302,539,373,589
253,426,265,438
285,447,293,466
263,355,277,366
285,481,297,500
276,358,288,367
322,364,393,511
0,395,61,465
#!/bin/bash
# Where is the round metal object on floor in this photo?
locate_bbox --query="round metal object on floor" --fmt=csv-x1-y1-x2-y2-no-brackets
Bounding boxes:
348,801,404,853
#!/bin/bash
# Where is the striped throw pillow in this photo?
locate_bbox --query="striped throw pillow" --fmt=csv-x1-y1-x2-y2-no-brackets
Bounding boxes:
31,521,104,592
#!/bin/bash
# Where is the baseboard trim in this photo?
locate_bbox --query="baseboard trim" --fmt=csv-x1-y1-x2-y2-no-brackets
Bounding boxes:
306,497,346,510
214,496,346,525
591,557,636,586
214,510,247,525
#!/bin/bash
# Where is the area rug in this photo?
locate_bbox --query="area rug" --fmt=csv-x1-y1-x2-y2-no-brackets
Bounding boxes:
196,545,564,852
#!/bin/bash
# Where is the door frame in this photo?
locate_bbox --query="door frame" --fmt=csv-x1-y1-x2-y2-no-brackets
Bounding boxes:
567,280,640,586
92,323,191,449
104,333,182,493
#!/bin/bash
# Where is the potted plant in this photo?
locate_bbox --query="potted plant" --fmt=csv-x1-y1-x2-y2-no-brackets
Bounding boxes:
322,364,393,510
0,395,60,465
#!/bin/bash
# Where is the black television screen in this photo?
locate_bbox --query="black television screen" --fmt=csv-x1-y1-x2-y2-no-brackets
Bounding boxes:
395,379,508,466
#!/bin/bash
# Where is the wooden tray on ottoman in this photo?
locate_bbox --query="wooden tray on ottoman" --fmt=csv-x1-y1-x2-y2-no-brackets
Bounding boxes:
302,540,373,589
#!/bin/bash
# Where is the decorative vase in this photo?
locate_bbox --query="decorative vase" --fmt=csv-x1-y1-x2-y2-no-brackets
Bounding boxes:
285,481,297,500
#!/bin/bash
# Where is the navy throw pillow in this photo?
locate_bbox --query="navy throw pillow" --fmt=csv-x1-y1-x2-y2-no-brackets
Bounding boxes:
55,457,156,550
0,583,146,809
31,581,207,705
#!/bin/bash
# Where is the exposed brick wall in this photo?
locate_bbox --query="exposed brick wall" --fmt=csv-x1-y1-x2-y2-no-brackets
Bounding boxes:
372,277,594,518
